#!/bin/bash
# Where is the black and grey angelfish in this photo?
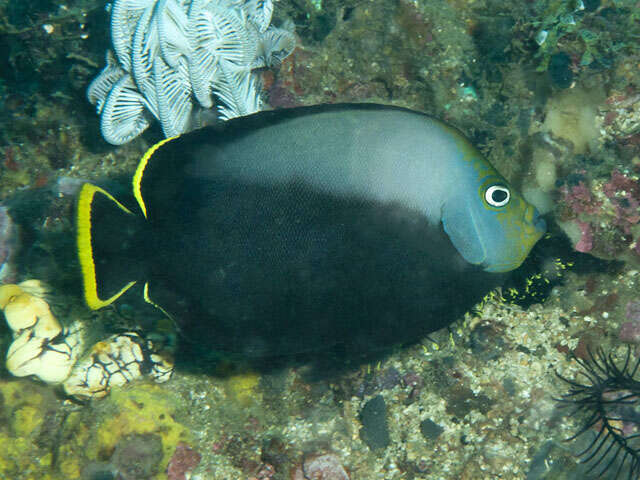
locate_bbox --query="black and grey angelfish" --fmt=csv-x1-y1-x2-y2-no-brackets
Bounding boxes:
76,104,546,365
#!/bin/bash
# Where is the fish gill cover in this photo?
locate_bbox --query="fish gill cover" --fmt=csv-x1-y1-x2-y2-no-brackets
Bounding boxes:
87,0,296,144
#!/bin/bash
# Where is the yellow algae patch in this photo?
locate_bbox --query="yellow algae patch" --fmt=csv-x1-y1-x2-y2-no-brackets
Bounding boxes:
0,380,62,478
58,456,82,479
0,379,44,409
57,411,90,480
0,380,46,437
0,434,49,476
224,371,261,406
12,404,44,438
85,383,190,473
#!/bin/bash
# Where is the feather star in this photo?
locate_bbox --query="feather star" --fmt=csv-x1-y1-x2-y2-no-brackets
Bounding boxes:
87,0,295,145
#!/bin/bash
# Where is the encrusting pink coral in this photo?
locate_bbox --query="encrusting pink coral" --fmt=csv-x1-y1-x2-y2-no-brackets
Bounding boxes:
558,170,640,260
560,181,602,215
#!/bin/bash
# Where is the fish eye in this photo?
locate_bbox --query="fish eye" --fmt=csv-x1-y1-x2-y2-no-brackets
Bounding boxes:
485,185,510,207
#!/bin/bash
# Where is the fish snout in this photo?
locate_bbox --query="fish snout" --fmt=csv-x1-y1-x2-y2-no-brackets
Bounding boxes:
525,205,547,236
484,205,546,273
532,208,547,234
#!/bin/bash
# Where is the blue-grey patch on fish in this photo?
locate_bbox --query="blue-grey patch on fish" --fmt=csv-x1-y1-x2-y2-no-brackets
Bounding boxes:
76,104,546,366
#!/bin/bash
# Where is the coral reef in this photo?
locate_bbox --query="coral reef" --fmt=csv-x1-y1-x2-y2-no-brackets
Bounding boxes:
88,0,295,144
57,383,192,478
0,379,64,479
3,0,640,478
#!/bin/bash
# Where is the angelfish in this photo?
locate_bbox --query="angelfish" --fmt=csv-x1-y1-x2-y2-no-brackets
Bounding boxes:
77,104,545,361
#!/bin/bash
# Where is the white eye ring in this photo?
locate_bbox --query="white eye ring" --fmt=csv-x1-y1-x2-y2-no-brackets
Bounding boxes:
485,185,510,207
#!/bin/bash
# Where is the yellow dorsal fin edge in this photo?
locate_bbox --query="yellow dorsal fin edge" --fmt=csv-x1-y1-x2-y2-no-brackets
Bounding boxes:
132,135,179,219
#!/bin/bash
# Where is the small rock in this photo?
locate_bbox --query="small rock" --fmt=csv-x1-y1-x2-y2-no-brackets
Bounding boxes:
357,367,402,397
359,395,390,451
291,454,349,480
420,419,444,441
377,367,401,390
54,176,87,196
619,321,640,343
469,324,505,361
167,442,201,480
81,462,119,480
112,433,163,480
401,372,423,389
261,436,290,472
619,299,640,343
627,301,640,322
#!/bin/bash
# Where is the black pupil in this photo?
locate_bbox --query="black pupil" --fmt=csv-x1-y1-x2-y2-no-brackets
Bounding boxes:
492,189,508,203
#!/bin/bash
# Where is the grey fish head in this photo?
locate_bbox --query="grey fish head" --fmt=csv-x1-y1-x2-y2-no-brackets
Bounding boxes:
440,141,546,273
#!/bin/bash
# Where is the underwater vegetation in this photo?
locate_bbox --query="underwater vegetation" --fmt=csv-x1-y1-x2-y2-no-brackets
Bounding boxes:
88,0,295,144
557,348,640,479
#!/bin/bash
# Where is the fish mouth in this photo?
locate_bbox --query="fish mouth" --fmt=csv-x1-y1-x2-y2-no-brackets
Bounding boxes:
533,210,547,234
527,205,547,236
483,213,546,274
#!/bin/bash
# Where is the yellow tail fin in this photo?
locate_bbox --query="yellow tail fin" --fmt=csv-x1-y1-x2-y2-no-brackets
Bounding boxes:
76,183,139,309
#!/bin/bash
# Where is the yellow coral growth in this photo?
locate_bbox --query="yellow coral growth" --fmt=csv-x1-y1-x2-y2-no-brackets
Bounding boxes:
12,405,44,438
225,371,261,406
85,383,190,475
57,384,191,479
0,380,58,478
